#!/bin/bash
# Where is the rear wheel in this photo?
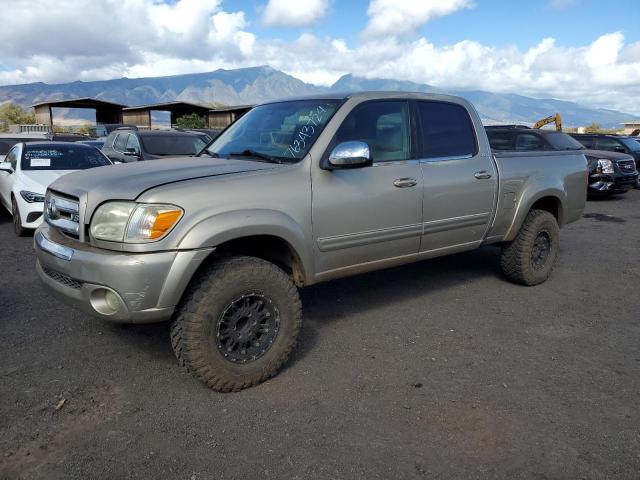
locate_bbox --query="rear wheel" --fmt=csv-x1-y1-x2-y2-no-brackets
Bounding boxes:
170,256,302,392
11,197,27,237
500,209,560,286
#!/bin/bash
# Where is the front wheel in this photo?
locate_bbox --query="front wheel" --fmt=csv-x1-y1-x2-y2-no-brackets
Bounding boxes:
500,209,560,286
11,197,27,237
170,256,302,392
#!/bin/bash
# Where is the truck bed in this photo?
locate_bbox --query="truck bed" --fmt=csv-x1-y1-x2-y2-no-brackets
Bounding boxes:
485,150,587,242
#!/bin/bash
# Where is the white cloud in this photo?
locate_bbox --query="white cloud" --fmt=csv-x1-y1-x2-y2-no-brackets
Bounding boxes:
547,0,581,10
262,0,330,27
0,1,640,115
362,0,474,39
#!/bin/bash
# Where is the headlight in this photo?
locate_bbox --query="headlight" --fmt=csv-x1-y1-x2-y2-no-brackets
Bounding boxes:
20,190,45,203
90,202,183,243
596,159,614,174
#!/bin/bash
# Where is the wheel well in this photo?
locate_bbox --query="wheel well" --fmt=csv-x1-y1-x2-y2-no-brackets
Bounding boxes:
208,235,306,286
530,196,562,224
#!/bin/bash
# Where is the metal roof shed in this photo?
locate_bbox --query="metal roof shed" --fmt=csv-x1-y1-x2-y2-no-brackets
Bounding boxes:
122,101,211,129
31,98,126,129
207,105,254,128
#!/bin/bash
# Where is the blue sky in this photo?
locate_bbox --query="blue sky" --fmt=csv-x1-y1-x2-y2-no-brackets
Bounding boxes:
1,0,640,113
228,0,640,49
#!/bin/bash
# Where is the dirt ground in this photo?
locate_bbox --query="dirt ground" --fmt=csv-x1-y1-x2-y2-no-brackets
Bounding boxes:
1,191,639,479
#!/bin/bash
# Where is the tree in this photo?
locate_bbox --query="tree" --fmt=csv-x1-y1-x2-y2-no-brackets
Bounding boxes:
175,113,206,129
584,122,601,133
0,103,36,132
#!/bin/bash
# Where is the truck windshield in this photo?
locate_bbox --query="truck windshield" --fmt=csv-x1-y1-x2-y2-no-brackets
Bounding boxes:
202,100,342,163
545,132,585,150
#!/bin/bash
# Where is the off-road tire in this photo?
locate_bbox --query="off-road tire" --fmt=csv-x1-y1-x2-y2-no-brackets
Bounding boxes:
500,209,560,286
11,196,27,237
170,256,302,392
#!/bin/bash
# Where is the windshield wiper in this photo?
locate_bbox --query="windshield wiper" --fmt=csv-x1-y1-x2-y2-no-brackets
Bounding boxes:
228,150,284,164
198,150,220,158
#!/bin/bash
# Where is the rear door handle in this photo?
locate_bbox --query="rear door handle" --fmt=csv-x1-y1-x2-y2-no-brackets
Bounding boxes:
474,171,492,180
393,177,418,188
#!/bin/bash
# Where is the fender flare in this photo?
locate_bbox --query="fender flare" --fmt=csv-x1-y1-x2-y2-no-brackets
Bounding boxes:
504,180,567,241
177,208,313,282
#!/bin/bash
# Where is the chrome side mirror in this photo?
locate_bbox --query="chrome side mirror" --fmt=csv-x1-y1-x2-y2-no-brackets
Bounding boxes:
327,141,372,169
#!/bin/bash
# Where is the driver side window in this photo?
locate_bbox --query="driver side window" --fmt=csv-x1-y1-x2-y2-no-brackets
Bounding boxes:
126,134,140,152
334,101,410,162
6,146,19,171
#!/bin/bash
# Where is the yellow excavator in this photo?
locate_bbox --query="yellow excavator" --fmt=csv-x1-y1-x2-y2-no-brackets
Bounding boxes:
533,113,562,131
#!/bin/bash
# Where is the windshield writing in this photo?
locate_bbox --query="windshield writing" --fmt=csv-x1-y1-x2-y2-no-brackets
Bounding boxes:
205,100,341,163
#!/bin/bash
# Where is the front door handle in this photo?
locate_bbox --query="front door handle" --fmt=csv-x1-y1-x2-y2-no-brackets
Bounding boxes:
393,177,418,188
474,171,492,180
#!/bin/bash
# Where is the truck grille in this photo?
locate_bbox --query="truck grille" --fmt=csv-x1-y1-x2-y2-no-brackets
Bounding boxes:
41,265,83,290
617,159,637,173
44,191,80,238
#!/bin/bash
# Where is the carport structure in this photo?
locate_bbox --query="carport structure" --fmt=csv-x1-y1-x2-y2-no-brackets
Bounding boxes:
207,105,254,128
32,98,126,129
122,101,211,129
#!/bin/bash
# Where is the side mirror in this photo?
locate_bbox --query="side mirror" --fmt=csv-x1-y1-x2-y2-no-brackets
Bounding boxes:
124,147,140,156
327,141,372,169
614,146,626,153
0,162,13,174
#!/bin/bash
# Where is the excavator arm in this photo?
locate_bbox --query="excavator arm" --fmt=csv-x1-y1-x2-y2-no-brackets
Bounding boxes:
533,113,562,131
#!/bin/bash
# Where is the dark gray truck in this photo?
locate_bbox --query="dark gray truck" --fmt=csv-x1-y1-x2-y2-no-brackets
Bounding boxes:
34,92,587,391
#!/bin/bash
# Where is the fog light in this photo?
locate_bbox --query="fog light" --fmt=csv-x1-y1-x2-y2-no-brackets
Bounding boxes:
90,288,122,315
105,291,119,311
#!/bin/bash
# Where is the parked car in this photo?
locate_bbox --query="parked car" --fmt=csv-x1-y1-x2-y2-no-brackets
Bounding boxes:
0,142,111,236
486,128,638,195
189,128,223,141
78,139,105,150
570,134,640,188
0,133,50,161
35,92,587,391
101,128,208,162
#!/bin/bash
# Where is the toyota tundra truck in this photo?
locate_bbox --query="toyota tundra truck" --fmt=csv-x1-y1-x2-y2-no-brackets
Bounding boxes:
34,92,587,391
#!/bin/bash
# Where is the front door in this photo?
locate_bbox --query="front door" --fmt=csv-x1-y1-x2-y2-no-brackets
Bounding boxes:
0,145,20,210
312,100,423,274
414,100,497,252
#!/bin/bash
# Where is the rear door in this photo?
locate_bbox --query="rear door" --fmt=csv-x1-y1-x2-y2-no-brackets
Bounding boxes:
415,100,497,252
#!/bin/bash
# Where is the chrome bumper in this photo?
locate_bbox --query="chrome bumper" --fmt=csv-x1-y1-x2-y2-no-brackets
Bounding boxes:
34,224,213,323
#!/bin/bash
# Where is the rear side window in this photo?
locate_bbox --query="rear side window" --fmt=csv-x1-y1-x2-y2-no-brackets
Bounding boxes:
416,101,477,159
487,132,513,151
515,134,545,151
114,133,128,151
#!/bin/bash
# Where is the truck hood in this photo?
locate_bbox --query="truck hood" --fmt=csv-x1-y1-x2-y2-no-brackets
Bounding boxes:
48,156,282,218
582,149,634,162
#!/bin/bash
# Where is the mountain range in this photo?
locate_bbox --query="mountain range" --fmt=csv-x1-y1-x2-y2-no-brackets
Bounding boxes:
0,66,636,128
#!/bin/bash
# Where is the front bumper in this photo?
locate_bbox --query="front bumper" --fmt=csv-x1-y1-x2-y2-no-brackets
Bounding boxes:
588,172,638,194
16,194,44,229
34,224,213,323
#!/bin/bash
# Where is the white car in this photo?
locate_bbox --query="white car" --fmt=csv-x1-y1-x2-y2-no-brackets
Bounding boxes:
0,142,112,236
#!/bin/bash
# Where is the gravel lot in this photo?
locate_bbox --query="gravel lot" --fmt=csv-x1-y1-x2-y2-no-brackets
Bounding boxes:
1,191,639,480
